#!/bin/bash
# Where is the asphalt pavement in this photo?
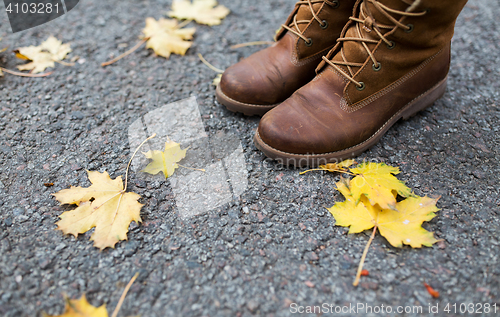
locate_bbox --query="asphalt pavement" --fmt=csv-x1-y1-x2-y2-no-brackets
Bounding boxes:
0,0,499,316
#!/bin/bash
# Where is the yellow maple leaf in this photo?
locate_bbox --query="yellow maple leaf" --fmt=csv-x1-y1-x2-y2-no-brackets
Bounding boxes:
142,17,196,59
142,138,187,178
168,0,230,26
42,294,107,317
53,171,143,250
15,36,71,73
349,162,411,210
320,162,438,286
328,179,438,248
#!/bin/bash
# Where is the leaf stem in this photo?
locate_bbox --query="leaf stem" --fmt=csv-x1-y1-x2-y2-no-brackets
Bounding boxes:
353,225,377,286
101,37,150,67
299,168,326,175
111,272,139,317
124,133,156,191
198,53,224,73
0,67,52,77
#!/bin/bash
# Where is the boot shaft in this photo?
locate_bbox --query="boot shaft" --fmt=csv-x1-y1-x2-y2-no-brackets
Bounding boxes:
365,0,468,48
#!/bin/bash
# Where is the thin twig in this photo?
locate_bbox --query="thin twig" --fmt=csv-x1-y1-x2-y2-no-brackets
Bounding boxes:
353,225,377,286
198,53,224,73
230,41,273,49
101,37,150,67
110,273,139,317
124,133,156,191
0,67,52,77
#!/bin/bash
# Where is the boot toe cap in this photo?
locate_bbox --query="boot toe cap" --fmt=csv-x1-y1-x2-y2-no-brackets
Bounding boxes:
258,97,339,156
219,56,283,106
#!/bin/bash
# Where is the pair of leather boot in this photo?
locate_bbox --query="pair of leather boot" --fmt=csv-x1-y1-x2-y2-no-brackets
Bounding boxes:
216,0,468,166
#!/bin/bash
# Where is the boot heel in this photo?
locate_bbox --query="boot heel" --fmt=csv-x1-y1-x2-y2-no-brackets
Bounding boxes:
401,76,448,120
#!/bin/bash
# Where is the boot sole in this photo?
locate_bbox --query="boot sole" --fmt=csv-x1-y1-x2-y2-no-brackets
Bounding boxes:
254,76,448,167
216,84,278,116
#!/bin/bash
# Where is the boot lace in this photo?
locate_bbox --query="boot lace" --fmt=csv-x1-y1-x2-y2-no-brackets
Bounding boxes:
282,0,340,45
322,0,427,89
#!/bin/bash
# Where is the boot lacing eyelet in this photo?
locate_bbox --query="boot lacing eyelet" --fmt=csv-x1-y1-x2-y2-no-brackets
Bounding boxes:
331,0,340,9
387,41,396,49
405,23,414,33
356,82,366,91
320,20,329,29
372,63,381,72
305,38,313,46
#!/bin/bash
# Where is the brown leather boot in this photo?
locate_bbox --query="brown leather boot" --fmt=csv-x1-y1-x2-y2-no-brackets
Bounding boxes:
216,0,356,116
255,0,468,166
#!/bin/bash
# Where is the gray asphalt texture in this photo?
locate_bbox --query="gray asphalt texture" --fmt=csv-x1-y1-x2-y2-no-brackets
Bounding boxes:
0,0,499,316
